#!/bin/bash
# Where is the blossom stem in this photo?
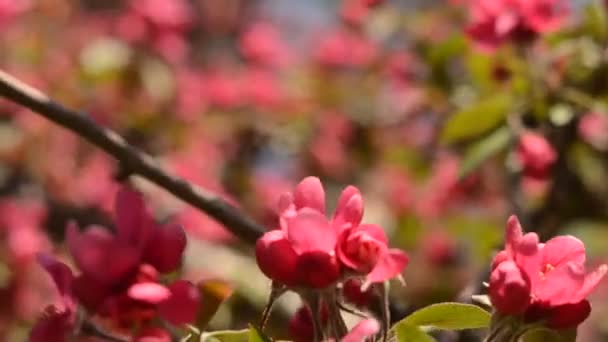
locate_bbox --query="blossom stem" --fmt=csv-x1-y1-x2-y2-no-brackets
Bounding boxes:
0,70,266,244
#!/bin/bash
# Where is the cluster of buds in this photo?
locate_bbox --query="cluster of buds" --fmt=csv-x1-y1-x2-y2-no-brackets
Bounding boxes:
486,216,607,339
255,177,408,341
29,186,199,341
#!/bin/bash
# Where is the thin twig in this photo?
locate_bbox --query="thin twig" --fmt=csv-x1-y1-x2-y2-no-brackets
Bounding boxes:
0,70,265,244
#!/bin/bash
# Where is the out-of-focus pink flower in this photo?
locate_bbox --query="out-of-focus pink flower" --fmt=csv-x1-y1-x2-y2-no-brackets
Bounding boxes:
489,215,607,328
315,29,377,68
420,230,458,267
244,68,286,110
579,112,608,151
129,0,192,31
0,0,31,27
29,255,76,342
240,22,289,68
465,0,569,52
175,69,207,122
0,200,49,264
516,132,557,180
205,70,244,109
310,113,353,178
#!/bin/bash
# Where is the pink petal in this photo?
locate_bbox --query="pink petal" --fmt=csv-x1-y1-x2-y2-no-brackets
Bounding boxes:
545,300,591,329
534,262,586,306
115,186,152,248
143,224,187,274
286,208,336,253
333,186,363,232
505,215,523,257
488,260,531,315
494,12,519,36
72,274,111,311
67,223,140,285
293,177,325,213
366,248,409,284
37,254,75,311
576,264,608,301
128,282,171,304
341,319,380,342
255,230,299,285
513,232,541,288
158,280,200,325
337,225,388,273
28,307,73,342
541,236,586,268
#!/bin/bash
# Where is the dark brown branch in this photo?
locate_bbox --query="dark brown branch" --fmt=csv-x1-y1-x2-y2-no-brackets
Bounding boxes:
0,70,265,244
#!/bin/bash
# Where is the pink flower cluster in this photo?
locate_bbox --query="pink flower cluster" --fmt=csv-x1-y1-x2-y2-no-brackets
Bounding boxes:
465,0,569,51
256,177,408,289
30,186,199,341
489,216,607,329
516,132,557,180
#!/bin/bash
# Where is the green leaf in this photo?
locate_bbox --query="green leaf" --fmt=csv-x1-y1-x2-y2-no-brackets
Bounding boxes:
201,329,249,342
441,94,511,144
459,126,512,179
522,327,576,342
248,325,272,342
398,302,491,331
584,0,608,41
394,323,436,342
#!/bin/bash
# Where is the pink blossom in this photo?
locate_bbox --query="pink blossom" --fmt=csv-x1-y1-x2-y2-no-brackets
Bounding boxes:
256,177,407,288
315,29,377,68
578,112,608,151
465,0,569,52
240,22,289,68
489,215,607,328
516,132,557,179
29,255,76,342
129,0,192,31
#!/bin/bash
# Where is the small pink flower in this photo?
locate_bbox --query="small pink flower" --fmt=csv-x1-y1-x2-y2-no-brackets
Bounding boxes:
516,132,557,179
489,215,607,328
579,112,608,151
240,22,289,68
257,177,407,288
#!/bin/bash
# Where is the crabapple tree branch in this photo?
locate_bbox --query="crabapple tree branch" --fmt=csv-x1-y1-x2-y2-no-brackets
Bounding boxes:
0,70,265,244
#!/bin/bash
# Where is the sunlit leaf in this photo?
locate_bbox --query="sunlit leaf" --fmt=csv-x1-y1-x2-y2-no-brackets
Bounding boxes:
459,126,512,179
248,325,272,342
441,94,511,144
397,302,491,331
394,323,435,342
201,329,249,342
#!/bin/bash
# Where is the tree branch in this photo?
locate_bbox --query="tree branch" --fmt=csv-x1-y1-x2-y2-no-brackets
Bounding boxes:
0,70,265,244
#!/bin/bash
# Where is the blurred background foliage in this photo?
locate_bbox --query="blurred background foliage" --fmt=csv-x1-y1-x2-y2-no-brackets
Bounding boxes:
2,0,608,341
